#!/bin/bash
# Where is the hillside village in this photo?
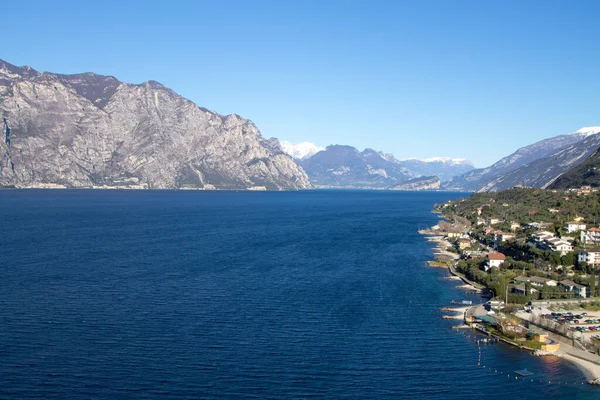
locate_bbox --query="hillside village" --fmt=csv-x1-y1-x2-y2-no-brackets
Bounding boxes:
434,186,600,303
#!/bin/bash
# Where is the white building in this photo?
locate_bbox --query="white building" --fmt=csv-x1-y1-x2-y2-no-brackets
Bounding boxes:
581,227,600,245
494,231,515,243
532,231,556,243
578,249,600,266
485,252,506,271
564,222,587,234
545,237,573,255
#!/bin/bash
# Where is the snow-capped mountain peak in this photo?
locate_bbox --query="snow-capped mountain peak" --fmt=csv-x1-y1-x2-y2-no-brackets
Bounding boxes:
571,126,600,137
377,151,401,163
420,157,471,165
402,157,473,166
280,141,325,160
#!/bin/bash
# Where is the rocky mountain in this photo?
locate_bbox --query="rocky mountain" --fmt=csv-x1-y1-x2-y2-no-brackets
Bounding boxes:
442,127,600,192
388,176,440,191
396,157,474,182
547,147,600,189
283,140,474,187
0,60,311,190
280,141,324,160
482,133,600,191
298,145,411,188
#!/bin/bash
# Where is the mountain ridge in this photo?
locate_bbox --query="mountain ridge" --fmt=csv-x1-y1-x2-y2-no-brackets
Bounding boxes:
282,141,475,185
481,133,600,191
280,141,324,160
297,145,410,188
0,59,311,190
295,144,475,188
442,130,594,191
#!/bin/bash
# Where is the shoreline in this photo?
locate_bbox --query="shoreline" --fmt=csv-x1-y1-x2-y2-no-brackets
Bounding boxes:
420,227,461,263
559,353,600,384
516,310,600,384
440,306,470,320
471,320,600,384
447,264,485,292
420,223,600,386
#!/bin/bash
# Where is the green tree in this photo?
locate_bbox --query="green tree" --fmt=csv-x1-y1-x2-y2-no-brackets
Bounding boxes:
561,252,575,267
549,252,562,266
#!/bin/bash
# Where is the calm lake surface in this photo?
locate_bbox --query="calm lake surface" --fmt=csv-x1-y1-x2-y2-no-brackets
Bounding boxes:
0,190,598,399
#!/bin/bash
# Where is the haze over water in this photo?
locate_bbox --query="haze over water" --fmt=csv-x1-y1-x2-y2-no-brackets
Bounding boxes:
0,190,597,399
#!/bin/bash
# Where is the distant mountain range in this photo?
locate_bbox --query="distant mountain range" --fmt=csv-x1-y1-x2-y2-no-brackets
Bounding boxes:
281,141,474,188
280,141,324,160
282,125,600,192
394,157,474,182
296,145,409,188
0,60,310,190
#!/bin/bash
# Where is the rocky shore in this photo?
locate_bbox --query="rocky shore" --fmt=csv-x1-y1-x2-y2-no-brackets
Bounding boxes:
419,225,460,262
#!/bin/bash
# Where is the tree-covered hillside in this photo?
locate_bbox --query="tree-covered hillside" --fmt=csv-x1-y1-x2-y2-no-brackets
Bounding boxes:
438,187,600,229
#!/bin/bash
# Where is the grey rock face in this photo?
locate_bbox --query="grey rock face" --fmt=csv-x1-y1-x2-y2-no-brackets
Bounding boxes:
388,176,440,191
0,60,311,190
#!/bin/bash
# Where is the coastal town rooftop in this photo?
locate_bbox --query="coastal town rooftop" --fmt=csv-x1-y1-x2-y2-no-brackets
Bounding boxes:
487,252,506,260
514,276,557,286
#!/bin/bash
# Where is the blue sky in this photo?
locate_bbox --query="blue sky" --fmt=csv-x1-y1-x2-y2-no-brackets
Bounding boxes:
3,0,600,167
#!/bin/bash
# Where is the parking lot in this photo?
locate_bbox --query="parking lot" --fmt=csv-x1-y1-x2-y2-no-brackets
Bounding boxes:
541,311,600,340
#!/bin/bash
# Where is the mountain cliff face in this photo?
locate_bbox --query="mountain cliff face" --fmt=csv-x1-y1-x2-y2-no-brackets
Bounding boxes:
298,145,410,188
0,60,311,190
388,176,440,191
442,129,598,192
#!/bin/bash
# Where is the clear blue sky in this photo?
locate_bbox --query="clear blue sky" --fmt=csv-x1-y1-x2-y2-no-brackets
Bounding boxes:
3,0,600,167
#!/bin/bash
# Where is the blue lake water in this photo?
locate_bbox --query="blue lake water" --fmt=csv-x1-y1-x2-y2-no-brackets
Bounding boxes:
0,189,598,399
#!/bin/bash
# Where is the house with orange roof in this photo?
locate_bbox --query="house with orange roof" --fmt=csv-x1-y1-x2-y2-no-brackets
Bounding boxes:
485,252,506,271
